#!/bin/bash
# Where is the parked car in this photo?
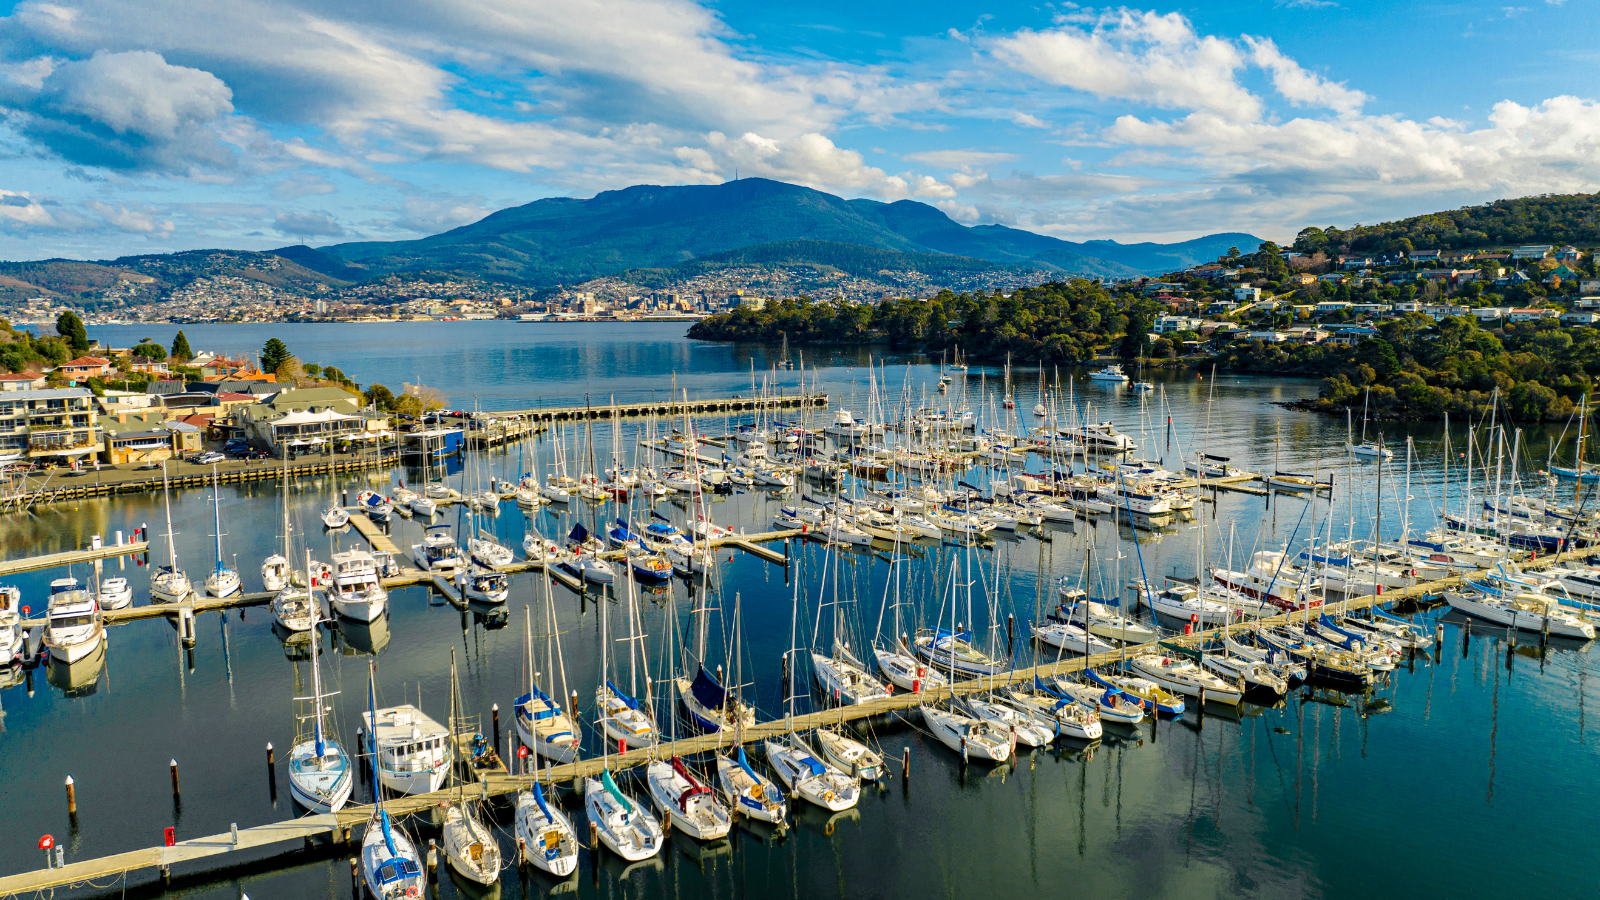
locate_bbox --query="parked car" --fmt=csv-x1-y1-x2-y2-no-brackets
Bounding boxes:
195,451,226,465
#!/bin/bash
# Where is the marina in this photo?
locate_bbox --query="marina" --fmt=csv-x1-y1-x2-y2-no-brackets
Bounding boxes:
1,323,1597,900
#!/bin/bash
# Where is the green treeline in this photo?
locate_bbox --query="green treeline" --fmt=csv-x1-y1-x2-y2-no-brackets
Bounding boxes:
1294,194,1600,255
687,281,1165,363
1217,313,1598,420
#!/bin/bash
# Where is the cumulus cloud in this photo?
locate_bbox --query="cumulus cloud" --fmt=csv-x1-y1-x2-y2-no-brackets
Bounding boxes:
1244,37,1365,115
85,199,176,234
0,190,64,230
992,10,1260,120
274,210,343,237
388,194,495,234
685,131,952,200
6,50,238,173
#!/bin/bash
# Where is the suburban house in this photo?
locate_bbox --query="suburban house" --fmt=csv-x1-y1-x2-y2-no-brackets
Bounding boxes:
54,356,114,380
1507,308,1559,323
1554,246,1582,262
1153,315,1202,334
0,373,47,392
1233,286,1262,303
1512,245,1553,260
100,410,200,464
1408,250,1442,264
1560,310,1600,326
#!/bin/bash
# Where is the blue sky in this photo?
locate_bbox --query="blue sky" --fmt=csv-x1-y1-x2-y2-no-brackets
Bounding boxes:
0,0,1594,260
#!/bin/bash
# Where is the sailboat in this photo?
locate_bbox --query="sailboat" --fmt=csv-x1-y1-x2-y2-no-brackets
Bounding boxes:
149,461,191,604
287,578,353,813
1348,388,1393,458
514,747,579,877
766,571,861,811
713,746,787,825
262,452,290,592
203,465,241,598
596,567,658,749
515,746,579,871
584,768,663,861
515,587,580,764
359,662,426,899
441,651,501,885
811,539,890,705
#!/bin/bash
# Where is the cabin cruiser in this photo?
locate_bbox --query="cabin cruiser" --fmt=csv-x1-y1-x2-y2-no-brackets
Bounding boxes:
97,576,133,610
328,549,388,622
363,704,451,795
413,524,466,575
44,579,103,664
1087,364,1129,383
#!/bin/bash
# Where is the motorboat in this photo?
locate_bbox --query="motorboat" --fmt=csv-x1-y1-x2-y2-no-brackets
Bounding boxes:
43,581,103,665
363,704,451,795
1087,364,1129,383
261,554,289,593
328,549,388,622
322,506,350,528
97,576,133,611
413,524,466,575
646,758,732,840
585,771,663,861
457,565,509,604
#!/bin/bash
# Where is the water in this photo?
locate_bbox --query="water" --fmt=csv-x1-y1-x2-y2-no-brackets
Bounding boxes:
2,322,1595,899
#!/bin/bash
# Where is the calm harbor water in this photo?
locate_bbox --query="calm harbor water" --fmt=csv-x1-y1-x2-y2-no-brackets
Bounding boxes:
0,322,1594,899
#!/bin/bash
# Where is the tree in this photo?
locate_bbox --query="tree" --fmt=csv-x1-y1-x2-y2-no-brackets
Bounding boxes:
56,311,89,353
274,355,304,384
402,381,448,412
364,383,396,410
260,338,291,374
1119,313,1151,360
131,339,168,361
170,329,193,362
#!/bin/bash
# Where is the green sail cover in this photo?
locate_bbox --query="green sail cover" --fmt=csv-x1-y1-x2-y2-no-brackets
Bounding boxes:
601,769,632,812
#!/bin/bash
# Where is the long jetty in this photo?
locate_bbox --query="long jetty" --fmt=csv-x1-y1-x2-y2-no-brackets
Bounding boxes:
3,543,1586,898
500,392,828,423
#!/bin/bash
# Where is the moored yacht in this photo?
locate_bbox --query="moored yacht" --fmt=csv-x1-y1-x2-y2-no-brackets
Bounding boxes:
327,549,388,622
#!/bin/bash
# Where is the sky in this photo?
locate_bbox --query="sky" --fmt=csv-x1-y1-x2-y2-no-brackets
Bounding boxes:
0,0,1595,260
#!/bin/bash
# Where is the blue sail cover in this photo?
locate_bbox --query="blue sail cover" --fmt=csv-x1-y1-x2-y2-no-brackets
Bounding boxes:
606,680,639,709
568,522,589,544
689,665,727,711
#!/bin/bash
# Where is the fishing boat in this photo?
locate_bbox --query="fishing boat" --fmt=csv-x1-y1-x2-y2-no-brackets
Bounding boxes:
363,703,451,795
43,580,103,664
585,770,663,861
327,549,388,622
359,665,426,900
646,758,732,840
97,577,132,611
920,704,1013,762
714,748,788,825
150,463,191,604
287,594,353,814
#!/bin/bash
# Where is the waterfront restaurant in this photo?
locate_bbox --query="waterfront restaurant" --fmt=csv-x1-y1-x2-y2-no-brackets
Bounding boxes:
235,387,389,457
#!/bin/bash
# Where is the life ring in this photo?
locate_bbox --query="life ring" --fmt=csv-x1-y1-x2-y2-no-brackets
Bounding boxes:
822,790,835,804
824,819,835,836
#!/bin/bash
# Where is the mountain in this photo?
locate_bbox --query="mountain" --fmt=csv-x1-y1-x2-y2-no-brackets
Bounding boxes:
321,179,1260,284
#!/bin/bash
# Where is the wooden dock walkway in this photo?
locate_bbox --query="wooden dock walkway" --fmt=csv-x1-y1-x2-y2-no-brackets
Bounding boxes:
0,540,149,578
2,544,1587,896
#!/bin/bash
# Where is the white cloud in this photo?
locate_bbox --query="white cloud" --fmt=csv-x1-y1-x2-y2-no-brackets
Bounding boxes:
992,10,1260,120
85,199,175,234
1244,37,1366,115
0,190,63,229
274,210,342,237
690,131,952,200
5,50,238,173
903,149,1018,168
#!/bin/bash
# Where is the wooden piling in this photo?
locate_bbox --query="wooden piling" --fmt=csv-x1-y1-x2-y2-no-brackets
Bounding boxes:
170,760,180,797
65,776,76,818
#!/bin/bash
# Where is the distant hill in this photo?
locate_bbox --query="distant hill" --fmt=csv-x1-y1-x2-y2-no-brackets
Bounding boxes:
1294,193,1600,254
611,239,1044,289
0,249,351,304
321,179,1260,284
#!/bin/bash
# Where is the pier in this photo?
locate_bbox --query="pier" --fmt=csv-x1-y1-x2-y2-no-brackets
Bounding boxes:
0,539,149,578
4,542,1582,898
502,392,828,423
